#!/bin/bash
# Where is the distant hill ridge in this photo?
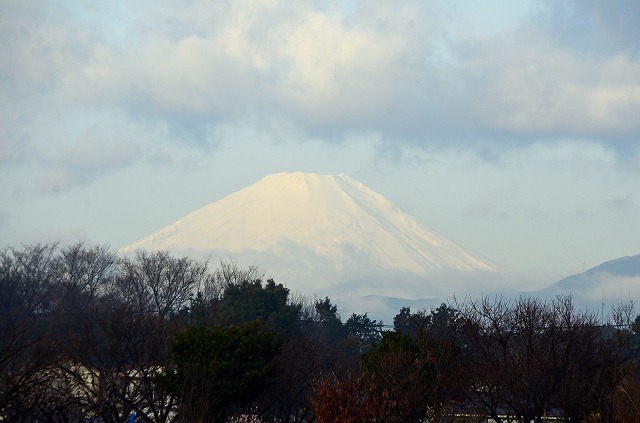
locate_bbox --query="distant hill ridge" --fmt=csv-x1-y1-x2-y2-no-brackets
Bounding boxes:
583,255,640,277
535,254,640,312
547,254,640,292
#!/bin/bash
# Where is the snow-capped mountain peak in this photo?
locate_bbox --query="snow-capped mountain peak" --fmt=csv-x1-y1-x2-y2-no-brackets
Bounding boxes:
120,172,494,296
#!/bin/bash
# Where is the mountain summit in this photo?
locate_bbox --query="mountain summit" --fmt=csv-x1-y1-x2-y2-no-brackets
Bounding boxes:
121,172,494,296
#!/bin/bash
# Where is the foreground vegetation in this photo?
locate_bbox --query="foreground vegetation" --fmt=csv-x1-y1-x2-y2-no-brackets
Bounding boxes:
1,242,639,422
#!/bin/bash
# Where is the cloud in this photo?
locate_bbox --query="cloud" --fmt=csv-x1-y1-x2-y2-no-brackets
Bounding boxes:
459,36,640,139
2,0,640,195
66,1,640,146
45,124,141,169
59,1,439,137
0,128,26,165
539,0,640,58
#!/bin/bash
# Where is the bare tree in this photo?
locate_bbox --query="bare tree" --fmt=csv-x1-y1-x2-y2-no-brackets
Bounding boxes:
51,242,117,312
0,243,59,420
118,251,208,320
59,296,177,423
200,259,264,302
457,295,633,423
49,248,207,422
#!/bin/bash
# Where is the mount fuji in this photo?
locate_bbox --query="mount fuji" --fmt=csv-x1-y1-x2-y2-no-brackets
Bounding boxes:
120,172,495,300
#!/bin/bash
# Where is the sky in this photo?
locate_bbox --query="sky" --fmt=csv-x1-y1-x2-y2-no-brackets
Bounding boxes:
1,0,639,289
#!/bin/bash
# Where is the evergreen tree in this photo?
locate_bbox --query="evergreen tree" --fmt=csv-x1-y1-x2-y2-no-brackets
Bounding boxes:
157,321,282,423
218,278,302,335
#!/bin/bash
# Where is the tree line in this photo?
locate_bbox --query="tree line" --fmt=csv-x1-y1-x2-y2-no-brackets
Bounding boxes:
1,242,639,422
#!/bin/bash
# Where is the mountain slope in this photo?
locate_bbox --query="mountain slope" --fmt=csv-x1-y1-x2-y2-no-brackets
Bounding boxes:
539,254,640,306
120,172,494,296
550,255,640,290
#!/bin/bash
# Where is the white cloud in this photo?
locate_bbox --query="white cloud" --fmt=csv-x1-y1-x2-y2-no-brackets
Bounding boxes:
458,34,640,138
4,0,639,165
57,0,437,136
